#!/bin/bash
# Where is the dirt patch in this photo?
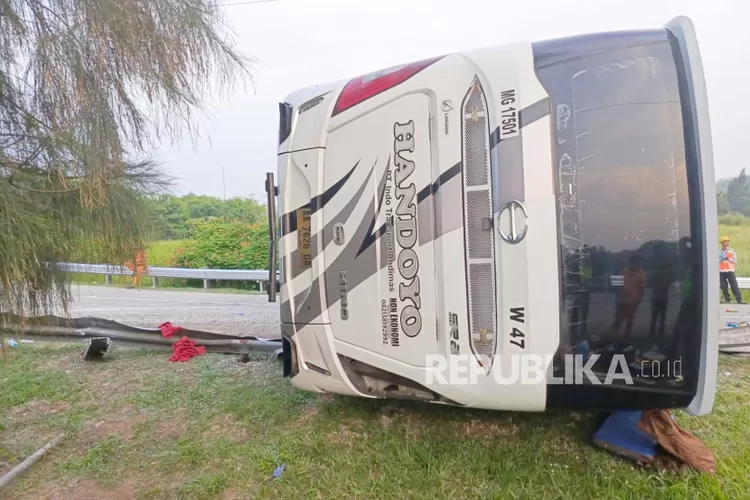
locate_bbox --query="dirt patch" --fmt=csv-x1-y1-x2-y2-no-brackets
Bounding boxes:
404,413,427,438
326,425,358,446
156,409,188,439
8,400,71,419
205,414,249,443
85,376,145,399
70,479,138,500
221,488,250,500
43,354,80,372
0,426,60,458
84,413,148,442
377,406,408,428
15,477,138,500
375,407,430,438
295,405,319,427
460,419,520,438
326,420,366,447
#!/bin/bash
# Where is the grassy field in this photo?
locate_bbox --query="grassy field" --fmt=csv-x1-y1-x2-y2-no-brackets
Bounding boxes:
0,344,748,499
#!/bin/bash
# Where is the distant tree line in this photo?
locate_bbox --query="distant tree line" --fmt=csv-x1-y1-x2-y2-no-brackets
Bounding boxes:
146,193,266,240
717,169,750,217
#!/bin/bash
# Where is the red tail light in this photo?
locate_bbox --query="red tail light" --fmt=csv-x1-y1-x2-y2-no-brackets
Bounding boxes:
331,55,446,117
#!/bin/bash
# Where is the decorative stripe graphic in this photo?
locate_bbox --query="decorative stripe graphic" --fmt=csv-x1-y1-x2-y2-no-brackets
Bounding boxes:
285,159,379,282
280,161,360,236
279,97,552,321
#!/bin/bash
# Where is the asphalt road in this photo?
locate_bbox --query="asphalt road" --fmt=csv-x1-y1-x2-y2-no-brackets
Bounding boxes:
66,285,280,338
65,285,750,345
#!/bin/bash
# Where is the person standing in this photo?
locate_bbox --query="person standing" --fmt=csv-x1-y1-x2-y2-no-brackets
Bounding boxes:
571,245,592,340
125,247,147,289
650,244,674,344
611,254,647,339
719,236,743,304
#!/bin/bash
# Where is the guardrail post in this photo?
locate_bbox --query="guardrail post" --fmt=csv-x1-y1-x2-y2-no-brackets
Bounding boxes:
105,274,112,286
152,277,158,289
203,279,210,290
259,280,265,292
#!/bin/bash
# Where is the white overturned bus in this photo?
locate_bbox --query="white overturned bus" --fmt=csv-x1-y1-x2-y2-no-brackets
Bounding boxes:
265,16,718,416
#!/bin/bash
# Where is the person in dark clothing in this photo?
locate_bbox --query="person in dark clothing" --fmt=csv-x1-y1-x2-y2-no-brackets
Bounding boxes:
650,245,674,344
669,238,696,362
571,245,592,340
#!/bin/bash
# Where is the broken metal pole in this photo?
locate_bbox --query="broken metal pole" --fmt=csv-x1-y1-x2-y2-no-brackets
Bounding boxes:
0,435,63,490
719,326,750,351
0,313,284,359
16,328,282,356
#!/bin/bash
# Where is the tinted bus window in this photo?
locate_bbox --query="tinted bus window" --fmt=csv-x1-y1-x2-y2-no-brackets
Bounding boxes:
534,33,703,408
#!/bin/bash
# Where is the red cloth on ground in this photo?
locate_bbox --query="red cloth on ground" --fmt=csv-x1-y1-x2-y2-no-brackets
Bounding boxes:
168,336,207,362
159,322,184,338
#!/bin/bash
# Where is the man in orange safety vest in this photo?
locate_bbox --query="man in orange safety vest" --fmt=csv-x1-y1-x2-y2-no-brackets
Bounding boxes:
125,247,147,290
719,236,743,304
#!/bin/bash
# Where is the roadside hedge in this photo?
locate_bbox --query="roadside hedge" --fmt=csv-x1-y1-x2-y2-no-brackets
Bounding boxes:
175,218,271,270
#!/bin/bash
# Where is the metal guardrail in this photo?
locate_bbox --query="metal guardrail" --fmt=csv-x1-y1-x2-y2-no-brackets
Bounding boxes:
60,262,278,290
719,325,750,351
61,262,750,292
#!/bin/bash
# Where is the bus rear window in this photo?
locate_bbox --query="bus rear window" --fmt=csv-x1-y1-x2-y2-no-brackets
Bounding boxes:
534,33,703,408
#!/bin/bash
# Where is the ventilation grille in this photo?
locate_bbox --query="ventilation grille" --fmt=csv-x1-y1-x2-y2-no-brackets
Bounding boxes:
464,89,489,187
466,190,492,259
469,263,495,358
461,76,497,370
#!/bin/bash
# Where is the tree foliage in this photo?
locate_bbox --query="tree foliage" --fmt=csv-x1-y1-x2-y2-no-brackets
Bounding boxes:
147,193,266,240
716,169,750,217
724,168,750,216
716,190,731,216
0,0,252,316
175,218,270,271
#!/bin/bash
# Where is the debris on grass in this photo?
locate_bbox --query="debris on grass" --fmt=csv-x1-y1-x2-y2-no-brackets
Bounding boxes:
272,463,286,479
0,435,64,490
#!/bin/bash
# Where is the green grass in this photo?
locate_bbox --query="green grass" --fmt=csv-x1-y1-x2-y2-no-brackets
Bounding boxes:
1,344,748,499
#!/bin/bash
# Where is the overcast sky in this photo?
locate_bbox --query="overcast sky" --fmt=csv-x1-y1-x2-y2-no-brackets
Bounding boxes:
157,0,747,200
